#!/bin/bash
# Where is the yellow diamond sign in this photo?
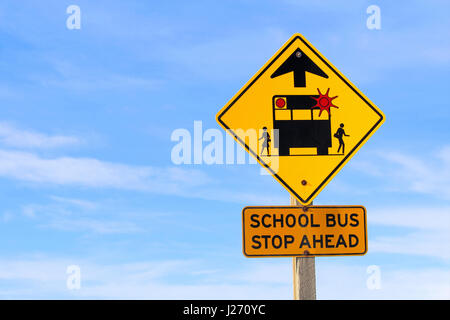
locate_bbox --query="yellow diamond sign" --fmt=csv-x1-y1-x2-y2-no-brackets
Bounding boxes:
216,34,385,205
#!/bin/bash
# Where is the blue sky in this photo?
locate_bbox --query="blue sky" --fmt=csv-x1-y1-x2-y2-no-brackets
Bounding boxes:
0,0,448,299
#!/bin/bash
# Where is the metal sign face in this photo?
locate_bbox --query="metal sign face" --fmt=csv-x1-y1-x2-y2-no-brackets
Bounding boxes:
242,206,367,257
216,34,385,205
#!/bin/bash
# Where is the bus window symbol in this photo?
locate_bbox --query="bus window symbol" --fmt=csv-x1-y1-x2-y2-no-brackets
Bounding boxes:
272,92,337,156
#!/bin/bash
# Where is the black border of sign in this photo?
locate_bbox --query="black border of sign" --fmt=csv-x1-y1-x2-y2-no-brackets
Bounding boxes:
242,206,367,257
217,35,384,204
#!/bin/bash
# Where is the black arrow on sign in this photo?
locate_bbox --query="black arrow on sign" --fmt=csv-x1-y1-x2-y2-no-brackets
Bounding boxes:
271,48,328,87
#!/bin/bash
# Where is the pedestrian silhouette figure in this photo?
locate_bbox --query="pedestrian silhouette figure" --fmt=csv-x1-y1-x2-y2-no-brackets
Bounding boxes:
334,123,349,154
259,127,271,156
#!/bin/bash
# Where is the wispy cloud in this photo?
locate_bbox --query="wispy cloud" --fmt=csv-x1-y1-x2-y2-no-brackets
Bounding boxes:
31,59,164,92
0,149,210,192
353,146,450,199
18,197,147,235
35,73,163,92
354,148,450,261
0,256,448,299
0,116,224,200
316,262,450,300
368,206,450,260
0,146,285,204
0,115,285,205
369,206,450,231
370,231,450,261
0,122,80,149
49,196,98,210
162,27,289,80
0,257,289,299
43,218,142,235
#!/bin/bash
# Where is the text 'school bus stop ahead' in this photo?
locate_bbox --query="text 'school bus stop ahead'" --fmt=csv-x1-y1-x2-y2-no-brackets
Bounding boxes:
272,95,331,156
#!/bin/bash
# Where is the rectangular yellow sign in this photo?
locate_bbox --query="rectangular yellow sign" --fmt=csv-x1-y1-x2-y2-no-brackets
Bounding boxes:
242,206,367,257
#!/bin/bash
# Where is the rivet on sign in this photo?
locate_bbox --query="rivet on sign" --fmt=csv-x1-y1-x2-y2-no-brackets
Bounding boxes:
301,180,307,186
302,206,308,212
304,250,310,255
296,51,302,58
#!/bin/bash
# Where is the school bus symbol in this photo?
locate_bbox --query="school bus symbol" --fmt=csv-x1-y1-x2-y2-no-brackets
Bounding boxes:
272,93,335,156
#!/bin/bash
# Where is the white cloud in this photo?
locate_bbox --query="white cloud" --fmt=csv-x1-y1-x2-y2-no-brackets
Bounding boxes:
282,0,361,12
49,196,98,210
35,73,163,92
0,147,285,204
0,84,20,99
368,206,450,261
43,218,142,235
0,257,290,299
1,211,13,223
21,57,164,92
0,149,210,191
353,146,450,199
156,2,450,85
18,197,143,234
316,262,450,300
0,122,80,149
369,206,450,231
370,231,450,260
162,27,289,80
0,257,448,299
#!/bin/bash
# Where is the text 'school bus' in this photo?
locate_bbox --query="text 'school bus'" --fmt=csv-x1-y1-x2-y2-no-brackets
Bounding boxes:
272,95,332,156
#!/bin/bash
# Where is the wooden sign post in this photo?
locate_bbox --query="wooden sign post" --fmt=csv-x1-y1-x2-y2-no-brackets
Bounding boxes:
291,196,316,300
